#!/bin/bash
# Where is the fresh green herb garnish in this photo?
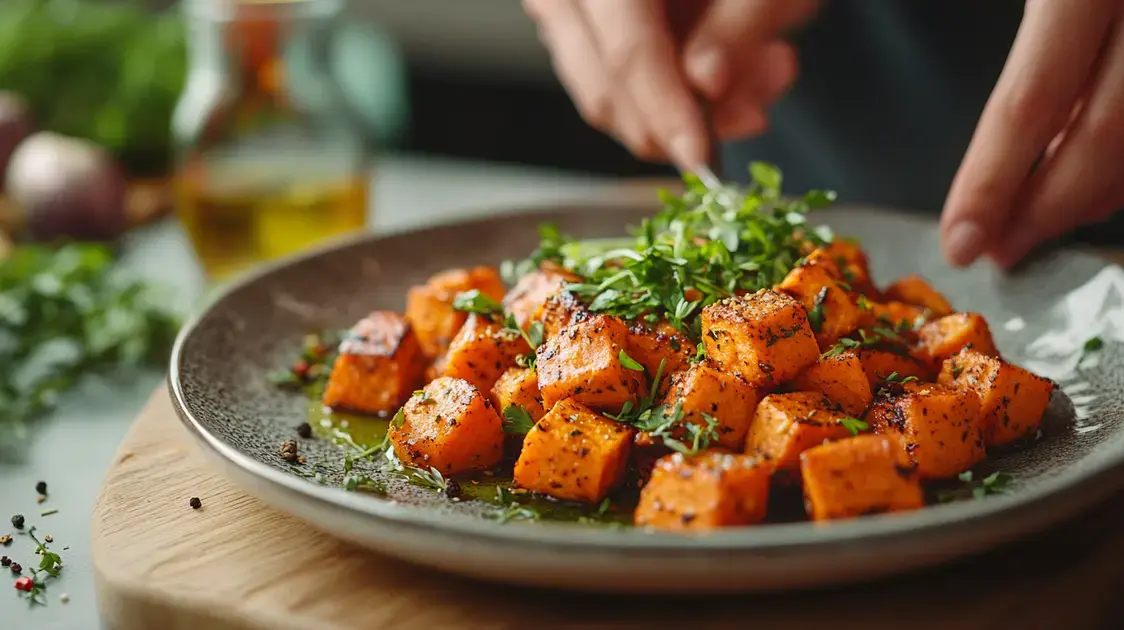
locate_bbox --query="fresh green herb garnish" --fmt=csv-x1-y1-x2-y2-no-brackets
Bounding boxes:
838,417,869,436
502,405,536,435
452,289,503,316
596,497,612,516
618,350,645,372
884,372,919,384
0,243,179,446
938,470,1013,502
807,286,829,333
821,323,910,358
504,163,836,338
343,474,387,494
502,313,544,370
488,487,540,523
665,413,721,456
268,330,342,391
27,527,62,578
410,466,449,493
390,407,406,428
1081,336,1104,361
627,403,720,456
689,342,707,364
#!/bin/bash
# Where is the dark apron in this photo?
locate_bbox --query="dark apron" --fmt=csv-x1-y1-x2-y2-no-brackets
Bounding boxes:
720,1,1123,247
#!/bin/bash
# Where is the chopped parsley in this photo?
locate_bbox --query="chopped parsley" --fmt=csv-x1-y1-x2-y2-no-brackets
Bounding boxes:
807,286,829,333
938,470,1013,502
503,162,837,338
502,313,543,370
451,289,503,316
488,487,540,523
838,417,869,436
821,323,910,358
618,350,645,372
502,405,536,435
1081,336,1104,362
883,372,919,384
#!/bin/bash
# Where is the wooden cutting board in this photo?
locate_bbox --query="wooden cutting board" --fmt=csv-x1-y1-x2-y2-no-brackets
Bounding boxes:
92,387,1124,630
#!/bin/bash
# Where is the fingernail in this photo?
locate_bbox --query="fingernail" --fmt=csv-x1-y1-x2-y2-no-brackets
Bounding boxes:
943,220,986,267
669,133,707,172
686,48,723,97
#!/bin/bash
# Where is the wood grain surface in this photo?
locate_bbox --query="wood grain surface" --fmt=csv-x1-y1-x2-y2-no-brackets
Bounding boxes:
92,387,1124,630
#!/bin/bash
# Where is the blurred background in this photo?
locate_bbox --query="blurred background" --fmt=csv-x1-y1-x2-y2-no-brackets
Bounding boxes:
0,0,673,277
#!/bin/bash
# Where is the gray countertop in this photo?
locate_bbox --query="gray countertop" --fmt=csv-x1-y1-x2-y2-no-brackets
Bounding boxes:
0,154,605,629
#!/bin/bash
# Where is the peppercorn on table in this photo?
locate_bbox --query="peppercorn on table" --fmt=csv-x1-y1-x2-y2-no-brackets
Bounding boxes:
87,176,1124,630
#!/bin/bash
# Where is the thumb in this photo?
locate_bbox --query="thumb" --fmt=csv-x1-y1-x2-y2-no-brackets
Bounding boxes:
683,0,818,98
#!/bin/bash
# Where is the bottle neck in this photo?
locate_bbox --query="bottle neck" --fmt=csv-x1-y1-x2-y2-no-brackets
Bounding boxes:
182,0,343,87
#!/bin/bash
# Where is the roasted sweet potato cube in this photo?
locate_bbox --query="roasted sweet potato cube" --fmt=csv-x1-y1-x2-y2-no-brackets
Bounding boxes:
634,451,771,531
322,311,426,414
800,434,924,521
490,367,546,423
916,313,999,371
536,314,647,411
700,290,820,387
652,363,759,449
388,376,504,475
744,392,858,474
442,314,530,393
823,239,878,297
938,350,1055,447
513,398,634,503
867,381,985,479
793,350,873,415
625,319,694,383
534,289,591,340
406,266,506,358
858,300,929,331
503,264,580,330
857,348,931,388
777,262,861,348
884,274,953,317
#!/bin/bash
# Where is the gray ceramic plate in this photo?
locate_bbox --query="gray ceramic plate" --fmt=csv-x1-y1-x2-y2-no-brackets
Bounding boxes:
170,200,1124,594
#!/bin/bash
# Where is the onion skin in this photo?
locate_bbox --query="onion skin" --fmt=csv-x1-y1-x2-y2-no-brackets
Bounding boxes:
0,92,35,193
5,132,129,242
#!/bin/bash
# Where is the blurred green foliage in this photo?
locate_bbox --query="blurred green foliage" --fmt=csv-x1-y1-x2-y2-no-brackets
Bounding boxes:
0,0,186,173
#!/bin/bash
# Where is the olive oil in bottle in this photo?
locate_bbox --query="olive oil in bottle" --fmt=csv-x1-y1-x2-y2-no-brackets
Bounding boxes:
176,153,368,279
173,0,374,281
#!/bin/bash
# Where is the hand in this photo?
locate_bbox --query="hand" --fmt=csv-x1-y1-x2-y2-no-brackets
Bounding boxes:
522,0,818,170
941,0,1124,269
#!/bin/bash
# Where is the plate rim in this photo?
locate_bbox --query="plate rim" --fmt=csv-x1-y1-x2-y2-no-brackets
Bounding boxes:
169,200,1124,556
